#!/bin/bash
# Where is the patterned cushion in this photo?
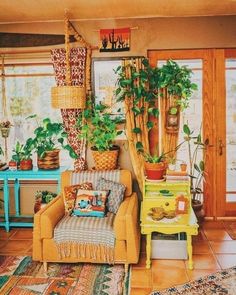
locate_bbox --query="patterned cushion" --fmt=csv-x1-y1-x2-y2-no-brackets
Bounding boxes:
95,178,126,214
72,190,108,218
64,182,93,214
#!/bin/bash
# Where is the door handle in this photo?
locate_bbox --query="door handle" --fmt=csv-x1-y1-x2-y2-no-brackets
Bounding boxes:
218,139,224,156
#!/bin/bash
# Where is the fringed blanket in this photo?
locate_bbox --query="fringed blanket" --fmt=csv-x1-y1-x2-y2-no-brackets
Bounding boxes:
54,213,115,263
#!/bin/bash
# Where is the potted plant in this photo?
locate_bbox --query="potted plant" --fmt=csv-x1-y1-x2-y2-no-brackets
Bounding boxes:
77,101,123,170
20,138,34,170
143,141,185,180
183,123,209,222
27,115,77,170
34,190,57,213
0,120,13,138
143,151,167,180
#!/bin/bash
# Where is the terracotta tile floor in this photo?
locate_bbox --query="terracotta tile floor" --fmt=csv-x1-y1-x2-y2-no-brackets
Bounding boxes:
0,221,235,295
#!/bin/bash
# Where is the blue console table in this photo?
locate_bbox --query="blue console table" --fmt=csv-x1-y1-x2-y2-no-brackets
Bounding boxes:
0,167,67,231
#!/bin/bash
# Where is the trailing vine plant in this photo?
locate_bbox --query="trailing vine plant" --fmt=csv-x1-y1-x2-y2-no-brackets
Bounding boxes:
115,58,197,154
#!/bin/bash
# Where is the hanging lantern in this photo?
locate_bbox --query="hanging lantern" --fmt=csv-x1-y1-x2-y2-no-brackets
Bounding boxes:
51,16,86,109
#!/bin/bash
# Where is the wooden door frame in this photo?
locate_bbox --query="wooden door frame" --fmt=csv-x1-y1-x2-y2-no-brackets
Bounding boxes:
148,49,215,217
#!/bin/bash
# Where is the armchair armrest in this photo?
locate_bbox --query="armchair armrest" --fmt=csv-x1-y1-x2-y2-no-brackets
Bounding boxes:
33,195,65,261
114,193,141,263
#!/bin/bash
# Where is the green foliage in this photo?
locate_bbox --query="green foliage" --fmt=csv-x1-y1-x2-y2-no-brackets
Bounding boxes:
35,190,57,204
27,115,77,159
143,151,165,163
11,139,34,162
115,58,197,153
77,101,124,152
0,145,3,156
183,123,209,201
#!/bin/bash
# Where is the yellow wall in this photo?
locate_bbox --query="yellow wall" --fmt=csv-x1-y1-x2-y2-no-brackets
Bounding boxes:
1,15,236,57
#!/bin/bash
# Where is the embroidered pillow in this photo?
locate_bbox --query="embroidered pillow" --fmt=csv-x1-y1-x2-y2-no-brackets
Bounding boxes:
95,178,126,214
64,182,93,214
72,190,108,218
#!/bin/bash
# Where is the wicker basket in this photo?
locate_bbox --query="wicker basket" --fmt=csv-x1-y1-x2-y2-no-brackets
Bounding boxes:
51,86,86,109
37,150,60,170
91,146,120,170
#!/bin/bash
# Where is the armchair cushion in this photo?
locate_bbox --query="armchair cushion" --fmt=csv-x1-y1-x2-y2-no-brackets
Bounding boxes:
72,189,108,217
96,178,126,214
64,182,93,214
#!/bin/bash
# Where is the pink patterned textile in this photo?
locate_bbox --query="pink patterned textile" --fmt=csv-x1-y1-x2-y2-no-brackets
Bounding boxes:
51,48,87,171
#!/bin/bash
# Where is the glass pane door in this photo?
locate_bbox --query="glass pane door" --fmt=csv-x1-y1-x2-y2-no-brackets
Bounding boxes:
225,59,236,206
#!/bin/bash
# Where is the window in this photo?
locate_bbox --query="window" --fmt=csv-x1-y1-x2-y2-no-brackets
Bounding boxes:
0,62,72,167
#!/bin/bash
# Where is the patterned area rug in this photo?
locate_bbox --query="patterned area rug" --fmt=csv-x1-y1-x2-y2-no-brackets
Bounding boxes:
223,221,236,240
0,256,130,294
150,266,236,295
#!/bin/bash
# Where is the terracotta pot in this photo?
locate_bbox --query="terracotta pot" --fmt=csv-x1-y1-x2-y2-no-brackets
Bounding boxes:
34,199,47,213
144,161,166,180
37,150,60,170
20,159,33,170
192,199,205,224
180,163,187,172
91,145,120,170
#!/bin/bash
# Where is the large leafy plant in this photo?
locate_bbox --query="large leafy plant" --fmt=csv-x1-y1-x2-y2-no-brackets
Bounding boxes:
77,102,123,151
115,58,197,152
27,115,77,159
183,123,209,202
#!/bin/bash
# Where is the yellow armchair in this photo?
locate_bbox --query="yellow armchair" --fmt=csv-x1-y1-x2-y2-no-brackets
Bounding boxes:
33,169,141,272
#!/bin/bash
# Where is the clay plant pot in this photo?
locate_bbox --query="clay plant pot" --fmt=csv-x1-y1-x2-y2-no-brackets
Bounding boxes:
144,161,166,180
34,199,47,213
91,145,120,171
192,199,205,224
20,159,33,170
37,149,60,170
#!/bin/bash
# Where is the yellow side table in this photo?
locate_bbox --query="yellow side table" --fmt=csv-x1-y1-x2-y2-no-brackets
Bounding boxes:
141,180,199,270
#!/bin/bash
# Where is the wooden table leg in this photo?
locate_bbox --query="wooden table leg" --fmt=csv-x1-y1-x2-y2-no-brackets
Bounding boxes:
187,234,193,270
146,233,151,269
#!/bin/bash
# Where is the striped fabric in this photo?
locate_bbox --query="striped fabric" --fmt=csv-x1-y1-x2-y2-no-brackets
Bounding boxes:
54,213,115,263
70,170,120,188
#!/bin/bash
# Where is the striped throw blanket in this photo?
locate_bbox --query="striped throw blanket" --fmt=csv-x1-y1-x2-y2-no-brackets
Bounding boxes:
70,170,120,188
54,213,115,263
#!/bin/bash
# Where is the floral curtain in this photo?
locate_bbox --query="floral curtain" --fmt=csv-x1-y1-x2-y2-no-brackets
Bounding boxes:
51,47,87,171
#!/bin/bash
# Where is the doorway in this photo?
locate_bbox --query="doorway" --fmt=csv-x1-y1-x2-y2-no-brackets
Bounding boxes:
147,49,232,217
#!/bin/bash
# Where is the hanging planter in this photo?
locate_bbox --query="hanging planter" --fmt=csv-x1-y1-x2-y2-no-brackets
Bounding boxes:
0,120,12,138
51,17,86,109
0,127,10,138
51,85,86,109
165,106,180,134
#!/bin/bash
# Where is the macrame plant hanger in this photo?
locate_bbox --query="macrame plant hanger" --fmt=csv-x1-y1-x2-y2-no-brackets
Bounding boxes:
51,14,89,109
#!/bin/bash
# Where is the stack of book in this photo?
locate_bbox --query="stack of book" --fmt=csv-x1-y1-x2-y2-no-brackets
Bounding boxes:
166,169,189,182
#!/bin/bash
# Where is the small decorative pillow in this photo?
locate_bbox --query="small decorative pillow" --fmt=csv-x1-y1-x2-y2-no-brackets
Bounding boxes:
64,182,93,214
95,178,126,214
72,190,108,218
